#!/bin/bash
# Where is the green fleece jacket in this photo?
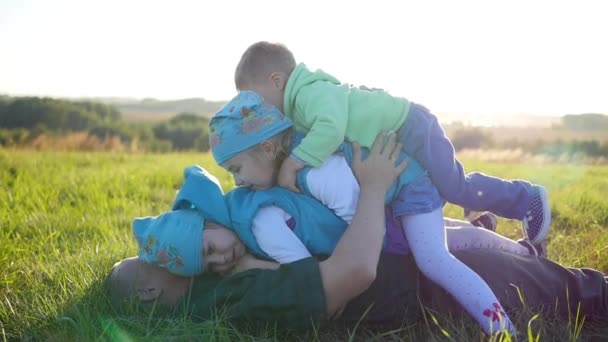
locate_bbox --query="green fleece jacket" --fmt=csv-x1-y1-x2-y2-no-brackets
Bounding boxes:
283,63,411,167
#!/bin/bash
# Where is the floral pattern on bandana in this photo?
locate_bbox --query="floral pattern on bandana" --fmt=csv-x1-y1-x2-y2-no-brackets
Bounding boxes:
209,91,293,164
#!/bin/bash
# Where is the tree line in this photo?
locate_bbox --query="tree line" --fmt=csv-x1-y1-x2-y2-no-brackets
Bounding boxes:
0,96,211,151
1,95,607,158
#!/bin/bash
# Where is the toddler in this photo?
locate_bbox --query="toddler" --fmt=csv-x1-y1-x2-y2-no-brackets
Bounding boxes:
233,41,550,245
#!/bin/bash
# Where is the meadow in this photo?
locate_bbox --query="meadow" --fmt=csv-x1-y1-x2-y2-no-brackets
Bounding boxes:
1,149,607,340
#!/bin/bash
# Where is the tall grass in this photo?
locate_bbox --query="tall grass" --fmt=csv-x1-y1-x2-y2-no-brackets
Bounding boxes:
1,149,607,340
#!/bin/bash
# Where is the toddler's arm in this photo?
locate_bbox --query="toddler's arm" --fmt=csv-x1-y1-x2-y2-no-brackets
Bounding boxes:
305,154,360,223
252,206,312,263
291,83,349,168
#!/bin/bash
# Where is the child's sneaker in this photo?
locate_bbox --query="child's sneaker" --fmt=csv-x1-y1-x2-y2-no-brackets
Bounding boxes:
522,185,551,244
517,239,548,257
463,209,498,232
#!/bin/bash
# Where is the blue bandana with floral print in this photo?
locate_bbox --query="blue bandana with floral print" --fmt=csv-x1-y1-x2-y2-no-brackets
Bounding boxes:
133,209,204,277
209,91,293,165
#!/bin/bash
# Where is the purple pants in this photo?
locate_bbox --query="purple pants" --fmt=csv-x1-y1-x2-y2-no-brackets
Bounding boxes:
384,206,410,255
399,103,534,220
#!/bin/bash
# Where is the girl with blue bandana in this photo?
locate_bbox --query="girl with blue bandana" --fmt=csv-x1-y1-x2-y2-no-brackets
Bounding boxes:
208,91,543,335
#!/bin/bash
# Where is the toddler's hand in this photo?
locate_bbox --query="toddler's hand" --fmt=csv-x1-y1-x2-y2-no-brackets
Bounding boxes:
278,157,304,193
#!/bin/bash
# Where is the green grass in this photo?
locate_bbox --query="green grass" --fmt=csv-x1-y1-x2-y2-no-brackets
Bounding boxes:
1,149,607,340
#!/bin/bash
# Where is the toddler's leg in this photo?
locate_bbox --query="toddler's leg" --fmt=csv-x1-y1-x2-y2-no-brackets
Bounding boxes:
399,104,551,244
400,104,531,220
443,217,470,227
401,209,516,335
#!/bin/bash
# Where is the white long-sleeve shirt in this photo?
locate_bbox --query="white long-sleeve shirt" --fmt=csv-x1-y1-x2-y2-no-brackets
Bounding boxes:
252,154,359,263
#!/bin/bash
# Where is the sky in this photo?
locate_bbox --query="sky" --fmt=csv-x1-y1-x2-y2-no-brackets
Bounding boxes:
1,0,607,117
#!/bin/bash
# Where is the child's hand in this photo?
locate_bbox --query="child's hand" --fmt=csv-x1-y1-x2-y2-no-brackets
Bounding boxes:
278,157,305,193
229,253,279,275
352,132,408,193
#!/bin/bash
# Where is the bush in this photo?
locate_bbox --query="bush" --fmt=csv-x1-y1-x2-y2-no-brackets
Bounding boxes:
152,113,210,151
449,127,494,151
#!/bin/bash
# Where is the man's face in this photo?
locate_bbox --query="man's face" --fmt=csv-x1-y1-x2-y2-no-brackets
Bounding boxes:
109,257,190,307
202,222,246,274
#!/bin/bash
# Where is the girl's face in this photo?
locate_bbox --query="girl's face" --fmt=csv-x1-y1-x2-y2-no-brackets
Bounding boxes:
202,222,246,274
222,145,278,190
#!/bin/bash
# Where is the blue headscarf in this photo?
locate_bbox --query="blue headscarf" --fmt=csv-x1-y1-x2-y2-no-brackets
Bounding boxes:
133,209,204,276
133,165,232,276
209,91,293,165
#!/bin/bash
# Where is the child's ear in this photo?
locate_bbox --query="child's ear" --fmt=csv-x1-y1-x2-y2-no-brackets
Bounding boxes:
260,141,277,159
269,72,288,90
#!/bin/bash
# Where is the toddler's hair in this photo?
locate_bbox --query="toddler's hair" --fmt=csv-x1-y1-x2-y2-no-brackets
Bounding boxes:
248,127,293,171
235,41,296,89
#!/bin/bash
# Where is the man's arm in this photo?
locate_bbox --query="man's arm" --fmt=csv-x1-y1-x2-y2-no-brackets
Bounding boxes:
319,133,407,316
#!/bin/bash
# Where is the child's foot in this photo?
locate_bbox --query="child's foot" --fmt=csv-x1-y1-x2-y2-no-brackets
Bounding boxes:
522,185,551,244
463,209,498,232
517,239,548,257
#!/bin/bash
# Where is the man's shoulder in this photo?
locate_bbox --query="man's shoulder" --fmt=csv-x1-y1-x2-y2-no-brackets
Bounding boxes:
183,258,327,329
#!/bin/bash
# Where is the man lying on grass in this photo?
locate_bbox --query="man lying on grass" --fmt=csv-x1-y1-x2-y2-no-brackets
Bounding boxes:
106,134,607,335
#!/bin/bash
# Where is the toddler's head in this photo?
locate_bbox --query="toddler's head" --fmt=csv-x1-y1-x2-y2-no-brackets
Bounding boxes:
234,41,296,112
209,91,293,190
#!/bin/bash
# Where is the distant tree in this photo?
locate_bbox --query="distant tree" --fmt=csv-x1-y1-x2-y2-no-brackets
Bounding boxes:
562,113,608,131
449,127,494,151
0,97,120,132
152,112,210,151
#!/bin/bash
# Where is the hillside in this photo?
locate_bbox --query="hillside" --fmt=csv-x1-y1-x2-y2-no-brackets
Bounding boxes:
92,97,227,122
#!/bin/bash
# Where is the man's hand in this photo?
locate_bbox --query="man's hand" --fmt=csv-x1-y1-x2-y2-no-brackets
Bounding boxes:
352,132,408,193
277,157,305,192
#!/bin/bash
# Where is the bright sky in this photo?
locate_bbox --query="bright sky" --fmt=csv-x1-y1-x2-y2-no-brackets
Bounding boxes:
1,0,607,117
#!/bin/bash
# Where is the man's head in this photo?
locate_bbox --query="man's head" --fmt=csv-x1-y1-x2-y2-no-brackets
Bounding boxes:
234,41,296,111
106,256,191,307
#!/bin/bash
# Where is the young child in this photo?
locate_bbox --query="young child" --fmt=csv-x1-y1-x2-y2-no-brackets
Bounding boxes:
232,41,551,245
208,91,547,335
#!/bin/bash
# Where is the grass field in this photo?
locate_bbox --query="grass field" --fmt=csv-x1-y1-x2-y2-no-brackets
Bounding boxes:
1,149,607,340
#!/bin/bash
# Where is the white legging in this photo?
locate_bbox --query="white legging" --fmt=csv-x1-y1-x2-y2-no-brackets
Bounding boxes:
445,220,530,255
401,209,517,335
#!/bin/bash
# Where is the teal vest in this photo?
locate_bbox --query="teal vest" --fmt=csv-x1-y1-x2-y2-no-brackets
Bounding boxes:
225,186,348,259
295,135,428,203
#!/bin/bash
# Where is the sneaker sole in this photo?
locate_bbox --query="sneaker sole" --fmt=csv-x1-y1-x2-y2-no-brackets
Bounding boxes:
528,186,552,244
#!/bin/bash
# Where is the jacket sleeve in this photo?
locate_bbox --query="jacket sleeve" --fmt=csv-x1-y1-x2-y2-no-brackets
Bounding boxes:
291,82,349,167
186,257,327,329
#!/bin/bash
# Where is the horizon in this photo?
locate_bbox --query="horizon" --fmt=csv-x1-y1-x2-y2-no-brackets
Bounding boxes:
1,0,607,119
